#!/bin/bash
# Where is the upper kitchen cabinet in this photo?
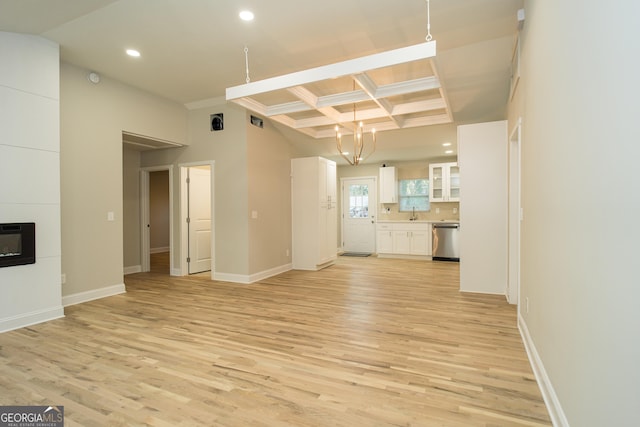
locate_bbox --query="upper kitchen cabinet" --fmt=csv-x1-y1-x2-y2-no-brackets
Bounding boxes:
429,162,460,202
379,166,398,203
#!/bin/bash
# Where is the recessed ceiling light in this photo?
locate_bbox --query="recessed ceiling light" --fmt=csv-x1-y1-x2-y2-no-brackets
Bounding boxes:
442,142,452,147
126,49,141,57
445,150,453,154
239,10,254,21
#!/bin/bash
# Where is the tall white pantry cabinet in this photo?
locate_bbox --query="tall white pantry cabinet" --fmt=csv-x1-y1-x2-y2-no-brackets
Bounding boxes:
291,157,337,270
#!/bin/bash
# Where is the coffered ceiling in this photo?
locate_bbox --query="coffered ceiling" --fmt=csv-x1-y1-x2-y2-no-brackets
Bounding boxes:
0,0,523,161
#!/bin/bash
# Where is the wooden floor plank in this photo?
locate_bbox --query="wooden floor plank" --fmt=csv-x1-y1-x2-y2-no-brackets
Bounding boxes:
0,254,551,425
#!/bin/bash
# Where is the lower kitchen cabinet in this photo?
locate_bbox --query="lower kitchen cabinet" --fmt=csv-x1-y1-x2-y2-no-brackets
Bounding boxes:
376,226,394,253
376,222,430,256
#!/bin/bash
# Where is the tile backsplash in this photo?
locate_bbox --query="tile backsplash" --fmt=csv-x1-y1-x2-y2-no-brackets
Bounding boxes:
378,201,459,221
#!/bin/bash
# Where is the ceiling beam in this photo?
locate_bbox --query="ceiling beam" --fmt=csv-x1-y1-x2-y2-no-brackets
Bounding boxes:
251,75,444,118
353,73,402,128
230,97,268,116
429,58,453,122
287,86,342,123
316,90,370,108
292,98,447,128
226,41,436,100
266,100,312,116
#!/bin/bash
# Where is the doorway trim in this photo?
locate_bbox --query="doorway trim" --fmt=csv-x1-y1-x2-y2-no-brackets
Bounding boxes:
179,160,215,279
508,117,522,306
140,165,174,274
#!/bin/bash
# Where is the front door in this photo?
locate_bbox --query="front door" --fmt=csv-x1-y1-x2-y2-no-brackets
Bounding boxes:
341,177,377,253
187,166,211,274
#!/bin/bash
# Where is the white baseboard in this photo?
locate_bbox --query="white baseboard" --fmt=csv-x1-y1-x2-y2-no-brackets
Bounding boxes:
150,246,170,254
124,265,142,275
214,271,251,284
376,253,431,261
214,263,292,284
249,263,292,283
518,313,569,427
170,267,182,276
62,283,126,307
0,306,65,333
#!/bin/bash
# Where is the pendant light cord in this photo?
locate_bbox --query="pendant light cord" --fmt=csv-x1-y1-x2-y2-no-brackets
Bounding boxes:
425,0,433,42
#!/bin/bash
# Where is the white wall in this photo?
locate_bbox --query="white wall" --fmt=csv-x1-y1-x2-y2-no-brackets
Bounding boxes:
458,121,508,295
0,32,63,331
516,1,640,425
140,102,250,277
60,62,187,304
140,104,295,281
247,114,293,277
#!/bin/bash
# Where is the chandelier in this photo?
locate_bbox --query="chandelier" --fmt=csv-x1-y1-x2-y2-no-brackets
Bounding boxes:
335,101,376,166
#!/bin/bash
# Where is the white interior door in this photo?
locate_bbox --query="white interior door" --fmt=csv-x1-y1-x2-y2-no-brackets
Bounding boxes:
341,177,377,253
188,166,211,274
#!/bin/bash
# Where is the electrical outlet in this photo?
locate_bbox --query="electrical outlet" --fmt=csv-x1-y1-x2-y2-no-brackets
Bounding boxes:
525,297,529,313
286,249,290,257
453,207,458,214
61,273,66,285
435,207,440,214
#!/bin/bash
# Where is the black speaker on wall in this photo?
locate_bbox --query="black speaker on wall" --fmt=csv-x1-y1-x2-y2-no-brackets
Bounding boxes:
210,113,223,131
250,115,264,128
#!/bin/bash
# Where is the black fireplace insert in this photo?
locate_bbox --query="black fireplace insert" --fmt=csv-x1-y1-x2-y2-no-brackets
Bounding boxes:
0,223,36,268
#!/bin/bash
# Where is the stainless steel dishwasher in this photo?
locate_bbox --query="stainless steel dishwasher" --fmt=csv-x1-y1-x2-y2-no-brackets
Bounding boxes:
432,223,460,261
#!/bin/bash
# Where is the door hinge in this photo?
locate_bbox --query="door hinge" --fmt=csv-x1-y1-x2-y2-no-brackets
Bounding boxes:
186,177,190,184
187,257,191,263
186,217,190,223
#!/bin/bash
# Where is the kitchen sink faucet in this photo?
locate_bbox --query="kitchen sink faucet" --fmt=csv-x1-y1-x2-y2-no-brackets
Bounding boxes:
410,206,418,221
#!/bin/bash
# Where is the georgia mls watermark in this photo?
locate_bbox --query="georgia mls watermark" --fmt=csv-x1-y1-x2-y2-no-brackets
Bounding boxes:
0,406,63,427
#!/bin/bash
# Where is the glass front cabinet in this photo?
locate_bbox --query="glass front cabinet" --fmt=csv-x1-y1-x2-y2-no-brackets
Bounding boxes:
429,162,460,202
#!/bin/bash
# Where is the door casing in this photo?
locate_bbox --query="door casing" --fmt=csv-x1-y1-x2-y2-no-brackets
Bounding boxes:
508,118,522,306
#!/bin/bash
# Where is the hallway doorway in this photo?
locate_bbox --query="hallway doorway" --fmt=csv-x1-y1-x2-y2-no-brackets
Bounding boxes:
140,166,174,274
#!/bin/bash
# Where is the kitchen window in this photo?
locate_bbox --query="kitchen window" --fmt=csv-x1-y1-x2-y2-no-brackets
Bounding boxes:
399,179,429,212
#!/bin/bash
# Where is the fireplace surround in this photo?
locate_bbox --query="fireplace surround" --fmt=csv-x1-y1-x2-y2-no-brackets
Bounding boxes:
0,223,36,268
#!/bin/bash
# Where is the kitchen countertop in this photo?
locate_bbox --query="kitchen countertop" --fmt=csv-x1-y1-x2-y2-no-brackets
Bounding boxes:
377,219,459,223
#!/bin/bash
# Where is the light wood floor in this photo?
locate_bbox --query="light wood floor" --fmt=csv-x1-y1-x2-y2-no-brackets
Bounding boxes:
0,255,551,426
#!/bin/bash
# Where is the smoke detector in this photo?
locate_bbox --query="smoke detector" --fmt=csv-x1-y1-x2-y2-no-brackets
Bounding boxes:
88,72,101,84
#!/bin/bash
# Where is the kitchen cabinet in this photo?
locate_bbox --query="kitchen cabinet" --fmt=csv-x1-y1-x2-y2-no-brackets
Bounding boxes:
409,228,429,254
379,166,397,203
376,224,394,253
291,156,337,270
429,162,460,202
376,222,429,256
